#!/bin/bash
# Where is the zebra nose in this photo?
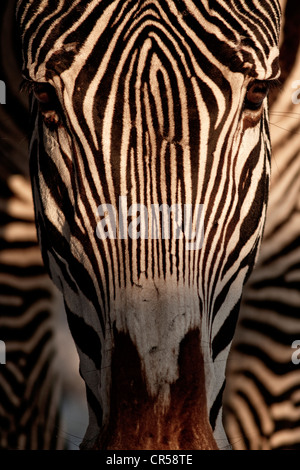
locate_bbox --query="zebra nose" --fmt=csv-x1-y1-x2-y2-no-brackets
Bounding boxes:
95,329,218,450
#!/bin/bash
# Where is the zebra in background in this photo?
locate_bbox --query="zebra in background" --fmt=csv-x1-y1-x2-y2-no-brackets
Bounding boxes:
223,0,300,450
16,0,281,449
0,0,86,449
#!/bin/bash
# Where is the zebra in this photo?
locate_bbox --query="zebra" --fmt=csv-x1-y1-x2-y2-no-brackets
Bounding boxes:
16,0,281,450
223,0,300,450
0,0,87,449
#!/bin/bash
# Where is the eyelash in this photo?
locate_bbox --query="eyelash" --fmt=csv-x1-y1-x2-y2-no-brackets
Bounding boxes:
20,78,35,94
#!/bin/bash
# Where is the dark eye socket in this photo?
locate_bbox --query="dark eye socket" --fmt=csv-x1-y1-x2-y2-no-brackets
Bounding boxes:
33,82,56,104
20,79,57,103
244,80,270,111
26,81,62,130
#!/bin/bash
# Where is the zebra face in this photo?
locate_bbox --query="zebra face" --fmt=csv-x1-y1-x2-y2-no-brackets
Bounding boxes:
17,1,281,450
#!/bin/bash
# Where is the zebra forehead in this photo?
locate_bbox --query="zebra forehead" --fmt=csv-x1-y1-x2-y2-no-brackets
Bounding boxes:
17,0,281,80
16,0,281,36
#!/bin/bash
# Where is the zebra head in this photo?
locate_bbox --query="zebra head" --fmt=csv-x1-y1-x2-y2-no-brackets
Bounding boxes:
17,0,281,450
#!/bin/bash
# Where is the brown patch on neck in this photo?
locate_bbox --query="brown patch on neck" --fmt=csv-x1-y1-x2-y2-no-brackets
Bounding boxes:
95,329,218,450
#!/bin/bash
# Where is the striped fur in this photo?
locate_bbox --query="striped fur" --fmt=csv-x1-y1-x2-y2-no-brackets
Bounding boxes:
223,0,300,450
17,0,281,449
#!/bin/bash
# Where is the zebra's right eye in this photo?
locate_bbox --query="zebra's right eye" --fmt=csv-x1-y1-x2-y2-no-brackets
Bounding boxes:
244,80,270,111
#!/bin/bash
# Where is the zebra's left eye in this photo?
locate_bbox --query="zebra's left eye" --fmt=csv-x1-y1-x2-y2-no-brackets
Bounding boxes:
33,82,54,104
244,80,270,111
